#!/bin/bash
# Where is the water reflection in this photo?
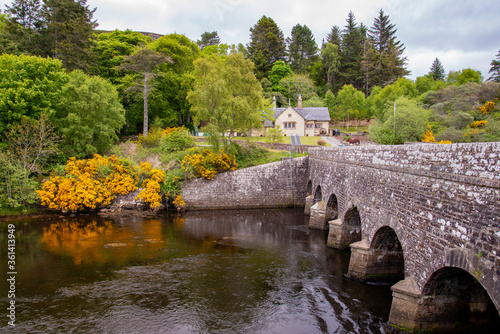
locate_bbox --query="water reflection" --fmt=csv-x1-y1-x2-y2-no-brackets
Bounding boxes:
0,208,391,334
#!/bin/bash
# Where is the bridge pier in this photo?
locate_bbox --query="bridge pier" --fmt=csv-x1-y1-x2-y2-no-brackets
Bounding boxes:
304,195,313,215
327,219,361,250
347,239,404,282
309,201,328,230
388,274,500,333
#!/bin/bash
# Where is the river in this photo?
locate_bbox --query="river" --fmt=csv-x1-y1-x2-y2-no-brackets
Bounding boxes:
1,208,393,333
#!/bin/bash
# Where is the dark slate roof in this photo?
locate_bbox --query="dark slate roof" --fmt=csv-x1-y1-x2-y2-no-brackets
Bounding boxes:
274,107,331,121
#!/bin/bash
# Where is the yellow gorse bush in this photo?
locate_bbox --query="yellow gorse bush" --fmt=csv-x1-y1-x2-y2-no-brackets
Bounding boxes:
479,101,495,114
135,162,166,208
37,154,165,211
421,124,436,143
181,149,237,180
469,120,488,128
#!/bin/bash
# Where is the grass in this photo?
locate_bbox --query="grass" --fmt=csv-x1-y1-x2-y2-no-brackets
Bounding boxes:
233,136,331,146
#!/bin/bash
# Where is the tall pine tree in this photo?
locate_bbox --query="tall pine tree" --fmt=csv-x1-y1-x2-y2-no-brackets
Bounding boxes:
286,24,318,73
488,49,500,82
339,11,366,90
4,0,42,54
40,0,98,71
363,9,409,91
429,57,445,81
247,16,286,80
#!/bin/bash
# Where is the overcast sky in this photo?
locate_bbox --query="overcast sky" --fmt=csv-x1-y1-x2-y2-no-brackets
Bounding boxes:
1,0,499,80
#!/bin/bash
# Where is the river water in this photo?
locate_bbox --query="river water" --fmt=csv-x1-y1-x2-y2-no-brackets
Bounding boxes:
1,208,392,333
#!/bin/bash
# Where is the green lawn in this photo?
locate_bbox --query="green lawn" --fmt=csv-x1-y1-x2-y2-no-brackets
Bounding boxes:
233,136,331,146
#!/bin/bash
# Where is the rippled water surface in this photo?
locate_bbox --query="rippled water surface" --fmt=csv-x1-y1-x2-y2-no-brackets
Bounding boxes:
0,208,392,333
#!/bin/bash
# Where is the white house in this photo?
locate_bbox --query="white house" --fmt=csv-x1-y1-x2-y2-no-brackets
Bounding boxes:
264,95,331,137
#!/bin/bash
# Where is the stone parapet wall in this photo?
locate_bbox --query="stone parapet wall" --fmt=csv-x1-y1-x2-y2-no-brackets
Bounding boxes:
309,142,500,185
182,156,309,210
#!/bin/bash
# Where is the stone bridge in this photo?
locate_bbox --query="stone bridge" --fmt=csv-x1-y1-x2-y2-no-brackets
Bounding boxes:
182,142,500,332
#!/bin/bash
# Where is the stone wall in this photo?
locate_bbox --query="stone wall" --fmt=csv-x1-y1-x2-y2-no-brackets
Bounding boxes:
307,142,500,311
182,156,309,210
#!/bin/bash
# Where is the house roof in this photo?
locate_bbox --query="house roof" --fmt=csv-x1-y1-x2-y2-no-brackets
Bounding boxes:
274,107,331,122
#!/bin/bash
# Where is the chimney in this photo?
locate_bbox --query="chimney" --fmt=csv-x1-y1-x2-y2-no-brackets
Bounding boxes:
298,94,302,110
272,96,277,110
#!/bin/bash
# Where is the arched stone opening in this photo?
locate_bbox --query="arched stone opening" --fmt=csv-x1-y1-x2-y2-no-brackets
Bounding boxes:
325,194,338,221
304,181,314,216
417,267,500,332
347,226,405,283
306,181,312,197
313,185,322,204
389,268,500,333
327,206,362,250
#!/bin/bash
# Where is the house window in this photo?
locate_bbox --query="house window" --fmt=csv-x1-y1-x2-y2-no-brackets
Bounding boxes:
284,122,296,129
288,114,292,117
306,124,313,129
315,123,323,129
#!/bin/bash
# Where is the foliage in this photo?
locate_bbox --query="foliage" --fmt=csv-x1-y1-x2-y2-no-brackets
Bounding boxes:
335,84,366,130
181,148,237,180
172,195,186,212
54,70,126,158
118,47,173,137
286,24,318,73
488,49,500,83
339,11,365,90
421,123,436,143
197,31,220,49
93,29,151,84
447,68,482,85
0,150,39,211
364,9,409,90
429,58,445,81
321,43,341,93
159,126,196,153
268,60,293,96
0,54,67,138
188,53,266,151
368,77,418,121
265,124,285,145
280,73,316,103
247,15,286,80
317,139,326,146
135,161,166,208
37,154,165,211
5,113,59,174
369,97,430,144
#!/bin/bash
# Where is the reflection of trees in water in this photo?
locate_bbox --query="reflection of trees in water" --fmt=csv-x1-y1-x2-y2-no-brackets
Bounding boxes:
181,209,310,248
41,219,165,265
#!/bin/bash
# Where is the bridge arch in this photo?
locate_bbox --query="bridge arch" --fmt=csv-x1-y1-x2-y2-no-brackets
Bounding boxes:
306,180,312,197
313,185,322,204
325,193,338,221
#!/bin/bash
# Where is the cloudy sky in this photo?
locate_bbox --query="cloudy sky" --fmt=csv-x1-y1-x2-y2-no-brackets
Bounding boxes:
1,0,499,80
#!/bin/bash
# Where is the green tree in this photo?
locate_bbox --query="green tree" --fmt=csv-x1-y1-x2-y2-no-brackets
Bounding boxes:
268,60,293,98
280,73,316,104
325,90,336,120
0,54,67,138
0,13,21,54
368,77,418,121
92,29,151,84
197,31,220,49
4,0,41,53
363,9,409,92
247,15,286,80
429,57,445,81
340,11,366,90
54,70,126,158
447,68,483,85
188,53,266,151
118,47,172,137
322,43,341,93
39,0,98,71
369,97,430,144
287,24,318,73
325,25,341,46
488,49,500,82
150,34,200,127
335,84,365,130
266,124,284,145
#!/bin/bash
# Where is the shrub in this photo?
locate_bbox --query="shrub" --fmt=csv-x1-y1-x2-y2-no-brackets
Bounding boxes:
317,139,326,146
135,162,166,209
159,126,196,153
181,149,238,180
37,154,165,211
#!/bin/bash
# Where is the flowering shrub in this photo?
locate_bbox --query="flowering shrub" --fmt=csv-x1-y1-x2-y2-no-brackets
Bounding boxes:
317,139,326,146
421,124,436,143
37,155,166,211
135,162,165,209
181,149,238,180
469,120,488,128
173,195,186,212
479,101,495,114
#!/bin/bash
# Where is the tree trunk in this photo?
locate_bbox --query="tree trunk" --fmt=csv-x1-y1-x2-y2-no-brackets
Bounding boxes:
143,74,149,137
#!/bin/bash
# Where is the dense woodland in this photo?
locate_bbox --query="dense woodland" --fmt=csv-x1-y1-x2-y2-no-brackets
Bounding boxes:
1,0,500,213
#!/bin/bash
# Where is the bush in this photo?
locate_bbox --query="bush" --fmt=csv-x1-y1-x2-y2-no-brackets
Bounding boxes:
37,154,165,211
159,127,196,153
317,139,326,146
181,149,238,180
